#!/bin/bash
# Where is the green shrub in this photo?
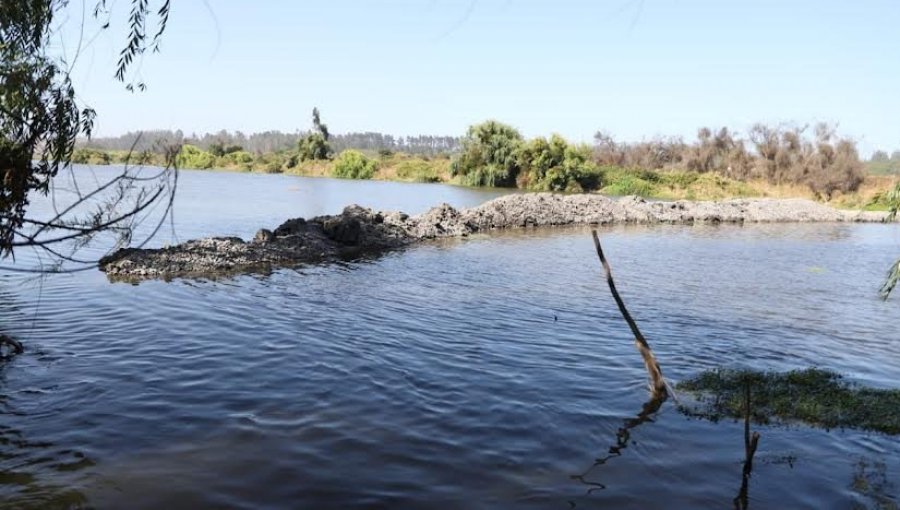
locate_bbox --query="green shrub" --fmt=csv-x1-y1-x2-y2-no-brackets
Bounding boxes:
603,173,655,196
109,150,158,166
451,120,523,187
176,144,216,169
518,135,601,191
331,150,376,179
218,150,254,170
298,132,331,161
71,148,111,165
657,170,700,188
395,160,440,183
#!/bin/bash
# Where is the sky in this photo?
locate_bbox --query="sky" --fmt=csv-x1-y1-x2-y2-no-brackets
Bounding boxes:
56,0,900,155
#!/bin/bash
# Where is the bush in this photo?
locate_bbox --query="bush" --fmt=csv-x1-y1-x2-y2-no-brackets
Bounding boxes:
395,160,441,183
71,148,111,165
603,174,655,196
175,144,216,169
331,150,376,179
255,153,288,174
592,123,865,195
451,120,523,187
298,132,331,161
218,150,254,170
518,135,602,191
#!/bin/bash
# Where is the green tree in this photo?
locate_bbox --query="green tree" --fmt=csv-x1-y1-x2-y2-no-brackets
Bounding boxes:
518,134,601,191
298,107,332,161
1,0,174,267
451,120,523,187
209,142,226,157
331,150,376,179
176,144,216,169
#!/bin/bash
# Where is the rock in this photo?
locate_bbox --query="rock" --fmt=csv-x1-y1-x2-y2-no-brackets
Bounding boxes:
322,216,362,245
273,218,307,237
99,193,891,280
254,229,275,244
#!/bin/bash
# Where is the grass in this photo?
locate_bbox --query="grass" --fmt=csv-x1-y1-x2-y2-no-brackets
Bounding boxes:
676,368,900,434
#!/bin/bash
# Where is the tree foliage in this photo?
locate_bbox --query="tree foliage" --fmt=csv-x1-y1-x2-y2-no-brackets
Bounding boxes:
175,144,215,170
517,135,600,192
451,120,523,187
331,150,376,180
297,108,333,161
94,0,172,89
1,0,175,269
1,0,96,255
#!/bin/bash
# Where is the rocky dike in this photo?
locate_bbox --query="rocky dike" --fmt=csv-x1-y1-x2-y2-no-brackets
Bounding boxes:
98,193,889,280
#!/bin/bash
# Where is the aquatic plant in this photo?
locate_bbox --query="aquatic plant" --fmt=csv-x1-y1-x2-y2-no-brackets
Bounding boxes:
677,368,900,434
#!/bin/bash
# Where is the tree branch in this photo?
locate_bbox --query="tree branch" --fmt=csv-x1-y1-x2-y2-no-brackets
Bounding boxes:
591,230,667,397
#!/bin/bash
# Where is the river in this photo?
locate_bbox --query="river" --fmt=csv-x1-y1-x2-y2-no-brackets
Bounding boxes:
1,166,898,509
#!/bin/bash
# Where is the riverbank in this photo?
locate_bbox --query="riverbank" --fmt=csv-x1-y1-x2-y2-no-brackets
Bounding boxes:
71,147,899,210
99,193,889,280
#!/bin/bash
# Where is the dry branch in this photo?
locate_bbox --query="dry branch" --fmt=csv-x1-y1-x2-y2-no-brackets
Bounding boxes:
591,230,667,396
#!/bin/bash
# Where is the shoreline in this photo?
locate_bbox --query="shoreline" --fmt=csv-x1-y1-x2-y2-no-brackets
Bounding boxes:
69,158,898,212
99,193,890,281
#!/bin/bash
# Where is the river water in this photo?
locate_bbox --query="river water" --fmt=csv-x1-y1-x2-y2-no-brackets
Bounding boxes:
1,166,899,509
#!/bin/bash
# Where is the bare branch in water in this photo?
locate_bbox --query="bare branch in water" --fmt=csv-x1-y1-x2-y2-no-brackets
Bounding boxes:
591,230,667,396
734,378,761,510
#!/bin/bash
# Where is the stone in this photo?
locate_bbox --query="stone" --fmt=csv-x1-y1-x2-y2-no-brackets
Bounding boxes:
254,229,275,244
98,193,891,280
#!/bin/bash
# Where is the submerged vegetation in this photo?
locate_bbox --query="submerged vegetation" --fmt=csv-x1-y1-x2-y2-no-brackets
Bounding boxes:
677,368,900,434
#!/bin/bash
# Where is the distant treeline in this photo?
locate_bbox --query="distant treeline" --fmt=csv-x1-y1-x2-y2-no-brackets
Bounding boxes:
78,115,890,200
79,130,461,156
446,121,868,198
591,123,867,197
868,150,900,175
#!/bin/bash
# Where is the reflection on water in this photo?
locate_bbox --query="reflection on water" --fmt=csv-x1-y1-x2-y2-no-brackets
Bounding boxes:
0,393,92,509
570,395,666,497
850,458,898,510
0,169,899,507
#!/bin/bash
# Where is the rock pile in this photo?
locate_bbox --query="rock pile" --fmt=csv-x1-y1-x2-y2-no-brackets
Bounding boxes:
99,193,888,279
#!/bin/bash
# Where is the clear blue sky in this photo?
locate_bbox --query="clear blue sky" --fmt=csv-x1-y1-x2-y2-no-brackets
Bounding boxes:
59,0,900,154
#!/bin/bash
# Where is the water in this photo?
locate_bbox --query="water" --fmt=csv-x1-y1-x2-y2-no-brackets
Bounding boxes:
1,167,899,509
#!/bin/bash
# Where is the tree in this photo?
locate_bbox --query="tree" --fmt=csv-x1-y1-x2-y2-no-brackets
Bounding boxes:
881,182,900,300
1,0,175,274
518,134,600,191
331,150,377,180
297,107,333,161
450,120,523,187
